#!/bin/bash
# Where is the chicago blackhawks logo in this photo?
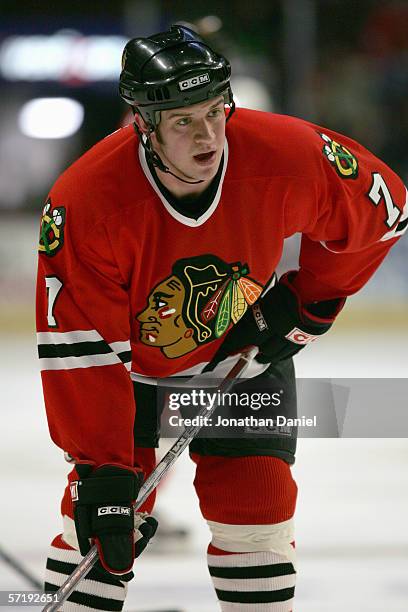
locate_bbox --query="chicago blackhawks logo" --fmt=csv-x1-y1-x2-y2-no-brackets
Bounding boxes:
319,132,358,179
137,255,264,359
38,198,66,256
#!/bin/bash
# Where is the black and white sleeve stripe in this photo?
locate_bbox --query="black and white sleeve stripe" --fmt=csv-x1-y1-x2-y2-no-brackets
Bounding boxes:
37,331,132,372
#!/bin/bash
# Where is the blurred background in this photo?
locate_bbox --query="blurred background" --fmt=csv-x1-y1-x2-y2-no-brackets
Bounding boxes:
0,1,407,611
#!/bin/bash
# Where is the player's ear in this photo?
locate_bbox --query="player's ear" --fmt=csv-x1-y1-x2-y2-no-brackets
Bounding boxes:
134,111,149,135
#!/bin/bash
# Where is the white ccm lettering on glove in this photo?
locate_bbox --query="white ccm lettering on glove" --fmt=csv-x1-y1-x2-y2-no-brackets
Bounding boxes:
97,506,132,516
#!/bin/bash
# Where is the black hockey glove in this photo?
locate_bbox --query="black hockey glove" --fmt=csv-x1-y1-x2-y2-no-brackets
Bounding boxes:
71,464,158,580
208,271,346,368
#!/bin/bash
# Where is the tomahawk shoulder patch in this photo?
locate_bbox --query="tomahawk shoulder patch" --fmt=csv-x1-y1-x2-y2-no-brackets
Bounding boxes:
38,198,66,256
319,132,358,179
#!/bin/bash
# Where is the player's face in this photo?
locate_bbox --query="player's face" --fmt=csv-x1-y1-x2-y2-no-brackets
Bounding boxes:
137,276,197,358
151,96,226,184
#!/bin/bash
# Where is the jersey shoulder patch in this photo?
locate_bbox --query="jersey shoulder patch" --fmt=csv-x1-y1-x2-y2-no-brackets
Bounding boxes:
318,131,358,179
38,198,66,256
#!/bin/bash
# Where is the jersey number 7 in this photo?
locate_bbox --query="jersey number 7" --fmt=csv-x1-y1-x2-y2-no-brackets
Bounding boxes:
368,172,408,241
45,276,63,327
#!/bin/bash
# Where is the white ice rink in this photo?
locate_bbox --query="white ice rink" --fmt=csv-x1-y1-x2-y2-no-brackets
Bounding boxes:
1,328,407,611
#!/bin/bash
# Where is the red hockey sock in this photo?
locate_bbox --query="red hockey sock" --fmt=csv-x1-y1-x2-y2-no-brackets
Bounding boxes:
192,455,297,611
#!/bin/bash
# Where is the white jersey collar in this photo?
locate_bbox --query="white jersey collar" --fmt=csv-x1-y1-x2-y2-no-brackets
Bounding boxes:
138,139,229,227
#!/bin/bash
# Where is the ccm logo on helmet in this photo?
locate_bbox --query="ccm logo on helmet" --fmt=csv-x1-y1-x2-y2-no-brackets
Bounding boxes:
285,327,319,345
178,73,210,91
97,506,131,516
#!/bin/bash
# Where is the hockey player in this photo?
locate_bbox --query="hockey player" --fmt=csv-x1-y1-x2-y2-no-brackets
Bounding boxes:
37,25,407,611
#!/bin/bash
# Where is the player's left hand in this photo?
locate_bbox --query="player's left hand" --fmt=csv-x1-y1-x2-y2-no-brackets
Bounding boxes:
207,271,346,368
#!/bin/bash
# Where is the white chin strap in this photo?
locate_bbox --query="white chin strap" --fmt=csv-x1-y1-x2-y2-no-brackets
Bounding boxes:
137,126,204,185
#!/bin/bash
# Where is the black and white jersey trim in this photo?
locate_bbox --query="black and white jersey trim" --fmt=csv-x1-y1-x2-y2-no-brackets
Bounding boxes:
37,331,131,372
139,139,229,228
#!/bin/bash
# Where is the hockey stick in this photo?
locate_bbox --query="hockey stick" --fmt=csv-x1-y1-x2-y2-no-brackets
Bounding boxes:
42,346,258,612
0,544,43,589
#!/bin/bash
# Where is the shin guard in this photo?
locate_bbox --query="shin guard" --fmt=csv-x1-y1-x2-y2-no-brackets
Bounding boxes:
192,455,297,611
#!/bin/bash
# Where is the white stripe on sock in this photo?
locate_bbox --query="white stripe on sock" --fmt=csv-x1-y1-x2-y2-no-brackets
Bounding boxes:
207,550,291,568
45,569,126,602
58,601,108,612
207,518,295,559
48,544,82,565
212,572,296,592
218,600,294,612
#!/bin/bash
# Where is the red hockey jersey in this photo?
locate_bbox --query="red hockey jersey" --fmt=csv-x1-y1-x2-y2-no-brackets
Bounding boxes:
36,108,407,466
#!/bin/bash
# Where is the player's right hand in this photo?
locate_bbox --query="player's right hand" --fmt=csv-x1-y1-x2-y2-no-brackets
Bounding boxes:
71,463,158,580
206,271,346,369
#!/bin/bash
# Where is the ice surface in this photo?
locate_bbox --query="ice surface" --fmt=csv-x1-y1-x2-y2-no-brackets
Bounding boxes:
1,334,407,611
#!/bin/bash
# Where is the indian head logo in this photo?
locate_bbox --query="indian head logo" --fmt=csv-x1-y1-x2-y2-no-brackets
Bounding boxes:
137,255,264,359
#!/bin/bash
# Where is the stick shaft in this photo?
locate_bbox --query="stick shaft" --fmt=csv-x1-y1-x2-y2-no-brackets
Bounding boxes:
136,347,258,508
42,347,257,612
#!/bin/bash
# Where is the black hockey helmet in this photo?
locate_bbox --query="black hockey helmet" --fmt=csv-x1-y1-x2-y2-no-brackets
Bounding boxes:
119,25,234,129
